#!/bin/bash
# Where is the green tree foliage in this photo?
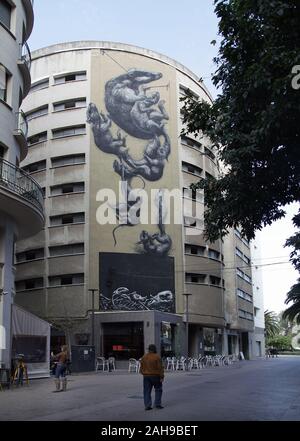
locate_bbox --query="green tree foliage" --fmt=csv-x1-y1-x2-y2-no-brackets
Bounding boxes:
283,211,300,324
181,0,300,242
264,310,280,338
267,334,292,350
282,279,300,324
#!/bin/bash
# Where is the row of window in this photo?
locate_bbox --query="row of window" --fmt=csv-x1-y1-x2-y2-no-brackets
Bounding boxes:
27,125,86,146
181,136,216,161
29,71,87,93
238,309,254,321
235,247,251,265
185,244,221,260
50,212,85,226
183,187,204,203
15,273,84,291
16,243,85,263
237,288,253,303
26,98,86,121
0,0,12,30
51,182,85,196
236,268,252,284
184,216,203,229
0,63,11,104
185,272,222,286
234,229,250,247
22,154,86,174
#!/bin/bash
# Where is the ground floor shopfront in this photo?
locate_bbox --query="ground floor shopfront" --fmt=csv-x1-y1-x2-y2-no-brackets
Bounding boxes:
49,311,260,362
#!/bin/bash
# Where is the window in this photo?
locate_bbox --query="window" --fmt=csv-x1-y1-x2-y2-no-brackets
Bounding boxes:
181,136,202,151
15,278,44,292
184,217,203,229
234,228,250,247
27,132,47,146
185,273,206,284
49,212,85,226
52,125,86,139
184,217,196,228
22,160,46,174
204,147,215,160
237,288,253,302
16,248,44,263
179,86,199,100
51,154,85,168
185,244,205,256
0,0,11,29
236,268,252,284
182,161,202,177
53,98,86,112
238,309,254,321
54,72,87,85
30,78,49,93
49,243,84,257
50,182,85,196
209,276,221,286
48,273,84,287
182,187,203,203
208,249,220,260
0,64,10,102
236,247,251,264
236,247,243,259
26,106,48,121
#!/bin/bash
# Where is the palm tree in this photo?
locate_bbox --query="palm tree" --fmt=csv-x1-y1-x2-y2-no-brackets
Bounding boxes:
264,310,280,339
282,279,300,325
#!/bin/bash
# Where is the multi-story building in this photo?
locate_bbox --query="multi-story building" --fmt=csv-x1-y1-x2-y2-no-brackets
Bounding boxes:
0,0,44,368
250,234,265,356
15,41,258,360
223,229,255,358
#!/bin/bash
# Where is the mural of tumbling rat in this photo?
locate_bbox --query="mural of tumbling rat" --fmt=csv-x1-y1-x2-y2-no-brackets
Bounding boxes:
87,68,172,255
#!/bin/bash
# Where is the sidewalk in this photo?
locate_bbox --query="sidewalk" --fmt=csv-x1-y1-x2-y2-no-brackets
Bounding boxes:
1,357,300,421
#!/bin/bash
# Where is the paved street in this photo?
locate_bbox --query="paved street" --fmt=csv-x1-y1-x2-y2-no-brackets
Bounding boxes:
0,356,300,421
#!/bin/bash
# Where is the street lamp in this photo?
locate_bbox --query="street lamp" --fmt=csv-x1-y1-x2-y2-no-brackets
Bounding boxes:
182,293,192,359
88,288,98,347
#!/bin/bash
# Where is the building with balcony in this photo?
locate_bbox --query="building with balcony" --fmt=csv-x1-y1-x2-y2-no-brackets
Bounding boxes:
0,0,44,368
16,41,258,360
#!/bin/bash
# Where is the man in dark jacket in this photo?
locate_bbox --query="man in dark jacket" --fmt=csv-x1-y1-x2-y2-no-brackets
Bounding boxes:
140,344,164,410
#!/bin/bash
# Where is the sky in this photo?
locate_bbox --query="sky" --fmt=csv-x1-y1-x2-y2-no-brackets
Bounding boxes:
28,0,299,315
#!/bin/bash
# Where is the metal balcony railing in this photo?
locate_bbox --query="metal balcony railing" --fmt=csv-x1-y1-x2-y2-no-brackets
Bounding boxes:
0,158,44,212
19,42,32,72
15,111,28,139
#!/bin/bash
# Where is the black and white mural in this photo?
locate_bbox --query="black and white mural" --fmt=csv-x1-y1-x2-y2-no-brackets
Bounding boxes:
99,252,175,313
87,68,172,255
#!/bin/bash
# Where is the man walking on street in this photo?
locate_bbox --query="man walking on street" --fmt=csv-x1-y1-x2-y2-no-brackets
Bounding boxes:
140,344,164,410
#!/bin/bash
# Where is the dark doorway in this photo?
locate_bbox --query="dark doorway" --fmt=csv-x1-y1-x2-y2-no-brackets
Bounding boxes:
102,322,144,360
50,328,66,354
241,332,249,359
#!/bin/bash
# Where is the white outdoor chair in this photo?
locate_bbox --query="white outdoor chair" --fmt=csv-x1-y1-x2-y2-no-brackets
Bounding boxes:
198,356,206,368
104,356,116,371
166,357,176,371
128,358,139,373
95,356,105,371
206,356,214,367
176,356,186,371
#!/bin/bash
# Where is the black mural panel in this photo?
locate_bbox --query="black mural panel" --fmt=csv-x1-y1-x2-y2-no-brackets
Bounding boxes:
99,252,175,313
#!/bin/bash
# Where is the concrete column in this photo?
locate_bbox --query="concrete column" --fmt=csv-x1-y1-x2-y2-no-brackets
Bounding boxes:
222,329,229,355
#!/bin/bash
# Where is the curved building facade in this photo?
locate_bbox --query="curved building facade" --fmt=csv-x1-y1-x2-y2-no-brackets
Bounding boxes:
15,41,254,359
0,0,44,367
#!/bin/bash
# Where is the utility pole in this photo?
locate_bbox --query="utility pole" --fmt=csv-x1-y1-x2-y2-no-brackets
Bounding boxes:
183,293,192,359
88,288,98,347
